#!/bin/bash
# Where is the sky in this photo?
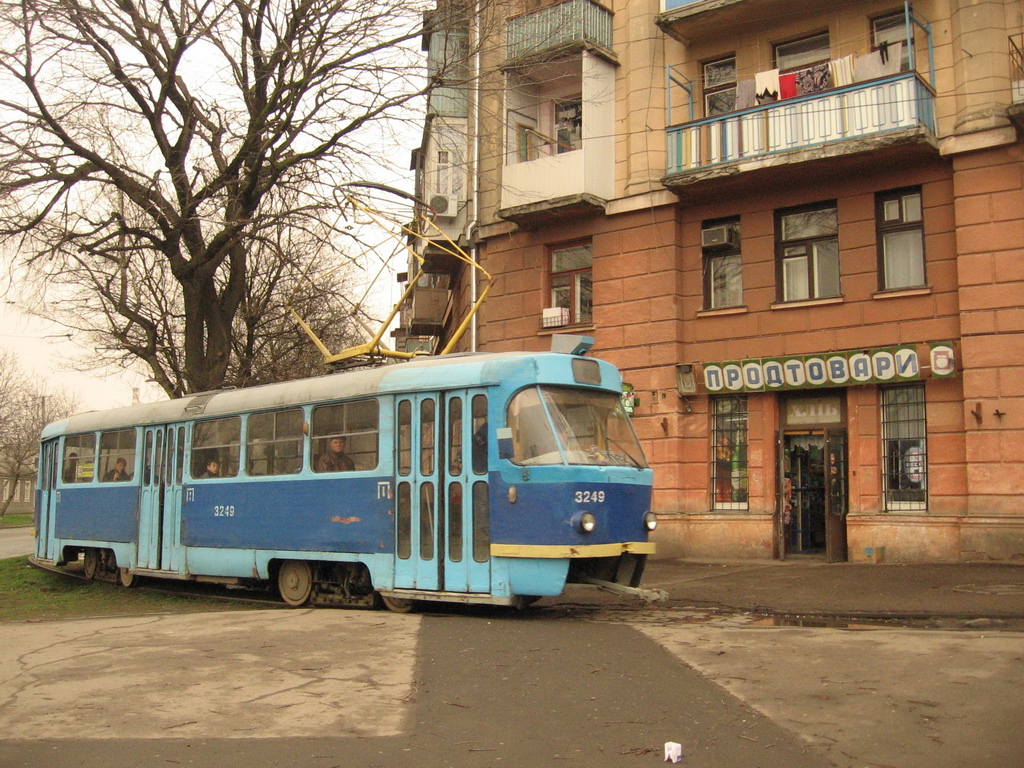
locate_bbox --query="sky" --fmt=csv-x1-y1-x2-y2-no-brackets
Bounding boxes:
0,302,166,413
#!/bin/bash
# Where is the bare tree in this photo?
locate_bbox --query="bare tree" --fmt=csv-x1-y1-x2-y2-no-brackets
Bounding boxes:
0,350,79,517
0,0,449,396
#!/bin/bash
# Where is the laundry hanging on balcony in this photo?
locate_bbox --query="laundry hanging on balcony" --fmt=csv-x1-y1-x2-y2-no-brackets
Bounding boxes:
736,79,756,110
754,69,780,104
829,55,855,88
854,42,903,82
795,63,831,96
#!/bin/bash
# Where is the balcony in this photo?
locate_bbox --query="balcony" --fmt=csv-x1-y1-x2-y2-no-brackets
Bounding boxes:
499,51,615,226
507,0,613,63
665,72,937,185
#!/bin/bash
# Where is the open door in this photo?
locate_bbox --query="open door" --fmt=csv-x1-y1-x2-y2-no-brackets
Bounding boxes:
779,429,848,561
35,440,60,561
824,429,848,563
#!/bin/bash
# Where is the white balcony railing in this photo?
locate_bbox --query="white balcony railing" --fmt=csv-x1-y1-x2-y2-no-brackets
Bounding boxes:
666,72,936,177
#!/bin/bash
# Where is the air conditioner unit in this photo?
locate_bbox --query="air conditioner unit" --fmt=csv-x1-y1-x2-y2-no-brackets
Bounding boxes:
542,307,571,328
429,194,458,218
702,225,740,250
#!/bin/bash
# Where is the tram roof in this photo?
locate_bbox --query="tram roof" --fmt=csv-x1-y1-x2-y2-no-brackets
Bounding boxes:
41,351,617,438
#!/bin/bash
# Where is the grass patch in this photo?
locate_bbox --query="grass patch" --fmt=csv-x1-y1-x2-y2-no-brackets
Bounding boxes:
0,556,266,623
0,514,33,528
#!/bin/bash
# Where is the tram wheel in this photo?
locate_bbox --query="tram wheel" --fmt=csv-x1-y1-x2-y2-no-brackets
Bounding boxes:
278,560,313,607
83,549,99,580
379,594,417,614
118,568,137,588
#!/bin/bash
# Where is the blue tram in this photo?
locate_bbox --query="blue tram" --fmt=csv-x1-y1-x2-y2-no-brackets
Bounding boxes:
34,349,658,610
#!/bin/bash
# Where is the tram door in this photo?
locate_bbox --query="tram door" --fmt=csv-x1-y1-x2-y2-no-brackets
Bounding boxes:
441,391,490,593
138,424,186,571
393,391,491,593
35,440,60,561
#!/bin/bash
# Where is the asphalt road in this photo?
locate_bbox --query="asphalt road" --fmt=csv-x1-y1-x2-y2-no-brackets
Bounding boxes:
1,609,830,768
0,527,33,559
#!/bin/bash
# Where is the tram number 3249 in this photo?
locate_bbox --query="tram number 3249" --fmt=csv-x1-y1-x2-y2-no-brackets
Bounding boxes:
213,505,236,517
574,490,606,504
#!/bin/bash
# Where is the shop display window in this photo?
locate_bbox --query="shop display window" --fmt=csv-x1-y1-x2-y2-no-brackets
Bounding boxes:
881,384,927,510
711,395,748,509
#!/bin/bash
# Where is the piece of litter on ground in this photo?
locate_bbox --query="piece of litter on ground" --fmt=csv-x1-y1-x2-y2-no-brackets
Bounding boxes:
664,741,683,763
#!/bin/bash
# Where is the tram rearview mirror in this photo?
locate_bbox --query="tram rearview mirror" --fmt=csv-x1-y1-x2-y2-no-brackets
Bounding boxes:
497,427,514,460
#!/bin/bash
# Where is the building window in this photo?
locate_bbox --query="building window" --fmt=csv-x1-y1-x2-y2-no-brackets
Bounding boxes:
551,243,592,325
777,203,839,302
703,219,742,309
877,187,925,290
712,396,748,510
775,31,831,72
881,384,927,510
554,98,582,153
704,57,737,117
873,12,912,71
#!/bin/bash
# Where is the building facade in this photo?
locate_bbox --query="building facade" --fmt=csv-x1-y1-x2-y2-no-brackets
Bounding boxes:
402,0,1024,562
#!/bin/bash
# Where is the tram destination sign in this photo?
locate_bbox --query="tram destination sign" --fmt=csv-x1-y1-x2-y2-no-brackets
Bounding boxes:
701,342,956,394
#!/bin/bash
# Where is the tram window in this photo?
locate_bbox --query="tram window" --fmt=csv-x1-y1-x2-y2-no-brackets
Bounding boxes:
420,399,435,475
506,387,561,465
448,482,463,562
397,481,412,559
311,399,379,472
471,395,488,475
192,416,241,478
419,482,435,560
248,408,303,476
448,397,463,475
506,386,647,468
472,481,490,563
62,434,96,484
143,431,153,484
99,429,136,482
176,427,185,484
398,400,412,476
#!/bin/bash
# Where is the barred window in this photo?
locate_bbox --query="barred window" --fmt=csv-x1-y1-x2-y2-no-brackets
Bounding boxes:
881,384,927,510
712,396,748,509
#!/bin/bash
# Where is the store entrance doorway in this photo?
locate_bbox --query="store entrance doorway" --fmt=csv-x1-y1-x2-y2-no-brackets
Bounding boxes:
778,429,848,562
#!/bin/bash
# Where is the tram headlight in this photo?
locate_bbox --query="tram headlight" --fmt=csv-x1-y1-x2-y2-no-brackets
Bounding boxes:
572,511,597,534
643,512,658,532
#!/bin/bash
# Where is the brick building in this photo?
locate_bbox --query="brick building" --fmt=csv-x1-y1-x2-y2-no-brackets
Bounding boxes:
403,0,1024,562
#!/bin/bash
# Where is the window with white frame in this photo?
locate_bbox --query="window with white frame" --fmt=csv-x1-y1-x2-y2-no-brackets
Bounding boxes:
877,187,925,290
712,396,748,509
881,384,927,510
777,203,840,302
550,243,592,325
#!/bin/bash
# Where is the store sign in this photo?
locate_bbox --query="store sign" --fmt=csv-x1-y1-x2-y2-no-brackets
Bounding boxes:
702,343,955,394
785,396,843,425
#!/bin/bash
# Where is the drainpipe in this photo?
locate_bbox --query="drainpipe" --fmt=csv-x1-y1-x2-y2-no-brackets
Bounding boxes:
467,0,482,352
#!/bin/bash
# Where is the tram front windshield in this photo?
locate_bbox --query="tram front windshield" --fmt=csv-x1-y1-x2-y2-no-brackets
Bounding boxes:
507,386,648,468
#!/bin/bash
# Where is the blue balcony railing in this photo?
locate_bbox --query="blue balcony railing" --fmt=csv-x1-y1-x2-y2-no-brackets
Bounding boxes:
507,0,613,61
666,72,936,178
